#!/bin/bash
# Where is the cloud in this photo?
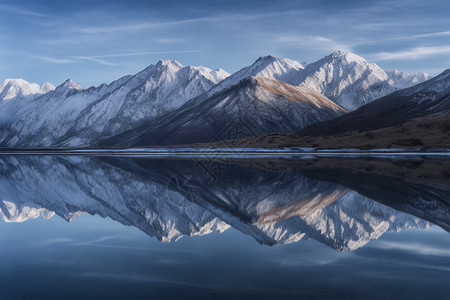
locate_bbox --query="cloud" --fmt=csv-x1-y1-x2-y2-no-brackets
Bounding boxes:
73,11,305,35
383,30,450,41
370,45,450,60
155,38,184,44
85,50,204,59
354,30,450,45
72,50,204,65
31,55,75,64
24,50,205,67
73,56,118,66
272,35,352,52
74,17,215,34
0,4,50,18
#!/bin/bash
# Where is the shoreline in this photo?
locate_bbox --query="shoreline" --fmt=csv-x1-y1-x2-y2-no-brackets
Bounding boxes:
0,147,449,158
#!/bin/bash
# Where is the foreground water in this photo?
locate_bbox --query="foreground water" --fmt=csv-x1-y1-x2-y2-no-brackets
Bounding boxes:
0,155,449,299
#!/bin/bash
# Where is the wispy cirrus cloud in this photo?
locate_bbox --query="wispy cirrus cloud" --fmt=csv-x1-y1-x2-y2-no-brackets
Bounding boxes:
30,55,75,64
75,17,214,34
0,3,50,18
28,50,204,66
73,56,118,66
155,38,184,44
272,35,353,52
370,45,450,61
73,11,306,35
354,30,450,46
83,50,204,59
383,30,450,41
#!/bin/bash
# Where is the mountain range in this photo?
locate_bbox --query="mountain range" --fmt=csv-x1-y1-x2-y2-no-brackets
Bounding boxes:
218,68,449,149
0,51,436,149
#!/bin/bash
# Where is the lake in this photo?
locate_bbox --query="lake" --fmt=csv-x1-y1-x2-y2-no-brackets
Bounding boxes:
0,155,449,299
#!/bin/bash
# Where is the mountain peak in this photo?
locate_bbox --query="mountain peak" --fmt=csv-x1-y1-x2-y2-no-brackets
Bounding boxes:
2,78,28,85
255,55,278,63
325,50,367,64
155,59,183,69
40,82,56,93
253,55,303,68
246,55,305,82
59,79,84,90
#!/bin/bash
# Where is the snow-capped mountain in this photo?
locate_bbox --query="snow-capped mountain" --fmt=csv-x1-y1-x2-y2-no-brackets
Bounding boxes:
300,68,450,136
101,76,346,147
210,55,305,92
294,51,430,110
0,79,55,102
0,155,438,250
0,51,432,148
0,60,229,147
100,52,430,147
205,52,429,111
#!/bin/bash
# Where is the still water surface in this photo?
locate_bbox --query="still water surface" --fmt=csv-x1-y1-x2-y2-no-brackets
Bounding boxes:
0,155,449,299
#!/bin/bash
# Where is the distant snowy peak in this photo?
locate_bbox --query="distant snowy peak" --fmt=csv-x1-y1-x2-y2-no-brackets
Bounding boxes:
0,78,55,101
296,51,430,110
386,69,430,89
40,82,56,93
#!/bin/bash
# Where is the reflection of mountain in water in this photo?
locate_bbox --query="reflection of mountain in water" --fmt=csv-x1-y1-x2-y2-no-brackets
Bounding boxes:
0,156,447,251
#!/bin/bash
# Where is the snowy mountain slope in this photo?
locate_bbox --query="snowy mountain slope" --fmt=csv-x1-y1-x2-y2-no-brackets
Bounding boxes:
294,51,430,110
101,77,346,147
300,69,450,136
0,156,439,250
0,61,229,147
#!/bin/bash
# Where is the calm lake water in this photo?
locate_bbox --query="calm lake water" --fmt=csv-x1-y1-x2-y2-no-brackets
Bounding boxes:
0,155,449,299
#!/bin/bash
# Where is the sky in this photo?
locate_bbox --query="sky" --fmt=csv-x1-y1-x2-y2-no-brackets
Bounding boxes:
1,0,449,87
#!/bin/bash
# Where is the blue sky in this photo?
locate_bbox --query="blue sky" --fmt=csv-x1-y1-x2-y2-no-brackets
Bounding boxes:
1,0,449,87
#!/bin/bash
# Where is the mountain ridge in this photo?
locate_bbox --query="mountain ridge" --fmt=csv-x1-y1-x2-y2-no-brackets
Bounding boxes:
0,60,230,147
100,76,347,147
0,51,435,148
